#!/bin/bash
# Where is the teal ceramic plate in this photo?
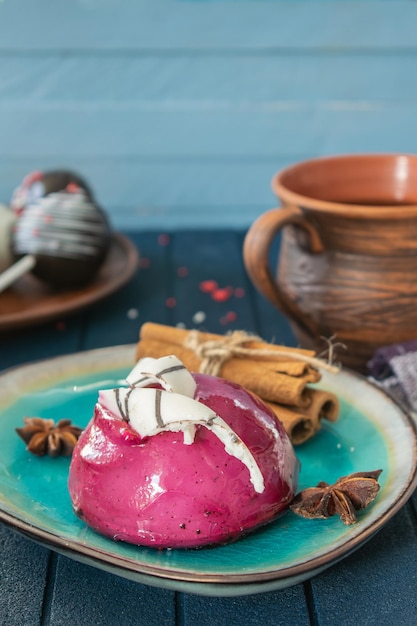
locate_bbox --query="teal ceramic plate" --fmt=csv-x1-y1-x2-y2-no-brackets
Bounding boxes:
0,345,416,597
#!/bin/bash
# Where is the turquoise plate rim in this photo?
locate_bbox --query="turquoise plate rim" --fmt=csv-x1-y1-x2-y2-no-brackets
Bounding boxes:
1,344,417,597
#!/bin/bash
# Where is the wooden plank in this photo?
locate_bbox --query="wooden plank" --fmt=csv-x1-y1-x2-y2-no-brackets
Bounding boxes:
0,316,85,370
84,230,256,347
0,1,416,50
0,105,414,158
0,155,303,214
0,524,50,626
82,231,296,350
103,204,273,231
168,230,255,334
0,106,316,157
49,554,176,625
310,504,417,625
83,231,172,349
0,53,416,102
181,585,311,625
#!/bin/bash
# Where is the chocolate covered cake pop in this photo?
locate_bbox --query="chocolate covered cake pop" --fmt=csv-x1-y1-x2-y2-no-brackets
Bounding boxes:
11,184,111,288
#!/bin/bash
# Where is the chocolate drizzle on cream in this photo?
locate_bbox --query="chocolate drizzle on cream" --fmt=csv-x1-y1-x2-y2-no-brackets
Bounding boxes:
126,356,197,398
99,355,265,493
154,389,164,428
114,387,134,422
130,364,187,389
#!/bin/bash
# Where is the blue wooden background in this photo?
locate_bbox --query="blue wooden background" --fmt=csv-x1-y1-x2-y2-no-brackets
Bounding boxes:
0,0,416,230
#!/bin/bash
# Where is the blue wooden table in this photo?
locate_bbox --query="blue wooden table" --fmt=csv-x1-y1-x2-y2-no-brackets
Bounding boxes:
1,230,417,626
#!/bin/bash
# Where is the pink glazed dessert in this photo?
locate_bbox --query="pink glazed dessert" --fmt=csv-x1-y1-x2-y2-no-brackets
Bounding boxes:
68,355,299,549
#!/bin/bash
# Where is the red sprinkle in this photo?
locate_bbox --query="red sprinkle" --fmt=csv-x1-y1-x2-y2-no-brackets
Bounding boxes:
165,297,176,308
158,233,170,247
234,287,246,298
199,280,218,293
139,257,151,269
177,266,188,278
66,182,81,193
220,311,237,325
23,170,42,187
211,287,233,302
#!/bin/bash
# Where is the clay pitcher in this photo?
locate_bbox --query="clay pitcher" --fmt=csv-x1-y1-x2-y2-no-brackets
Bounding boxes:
243,154,417,372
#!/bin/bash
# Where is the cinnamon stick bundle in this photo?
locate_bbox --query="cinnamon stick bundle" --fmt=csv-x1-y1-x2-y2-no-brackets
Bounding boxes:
266,389,339,445
135,322,340,444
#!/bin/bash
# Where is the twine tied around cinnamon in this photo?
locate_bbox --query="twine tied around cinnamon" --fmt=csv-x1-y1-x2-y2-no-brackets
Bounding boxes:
135,323,341,444
184,329,340,377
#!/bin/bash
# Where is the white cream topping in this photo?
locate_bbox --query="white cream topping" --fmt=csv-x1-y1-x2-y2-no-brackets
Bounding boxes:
99,355,265,493
126,354,197,398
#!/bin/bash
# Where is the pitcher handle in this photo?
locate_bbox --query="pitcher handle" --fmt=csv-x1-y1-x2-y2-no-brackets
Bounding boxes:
243,207,324,338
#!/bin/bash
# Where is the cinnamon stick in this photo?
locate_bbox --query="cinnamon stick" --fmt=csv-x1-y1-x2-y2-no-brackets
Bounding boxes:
135,323,340,445
136,324,319,407
304,388,340,424
139,323,317,363
264,403,316,445
266,389,340,444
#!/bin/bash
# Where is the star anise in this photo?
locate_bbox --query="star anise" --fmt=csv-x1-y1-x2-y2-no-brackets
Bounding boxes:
16,417,83,457
290,470,382,525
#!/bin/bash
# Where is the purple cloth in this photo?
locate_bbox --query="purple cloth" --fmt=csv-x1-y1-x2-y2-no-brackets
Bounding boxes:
368,340,417,413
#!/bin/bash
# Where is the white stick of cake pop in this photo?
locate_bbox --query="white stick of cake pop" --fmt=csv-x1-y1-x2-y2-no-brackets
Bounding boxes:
0,204,16,274
0,254,36,293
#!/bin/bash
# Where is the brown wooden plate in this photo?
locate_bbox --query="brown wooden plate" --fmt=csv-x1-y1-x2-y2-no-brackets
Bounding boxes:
0,232,139,331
